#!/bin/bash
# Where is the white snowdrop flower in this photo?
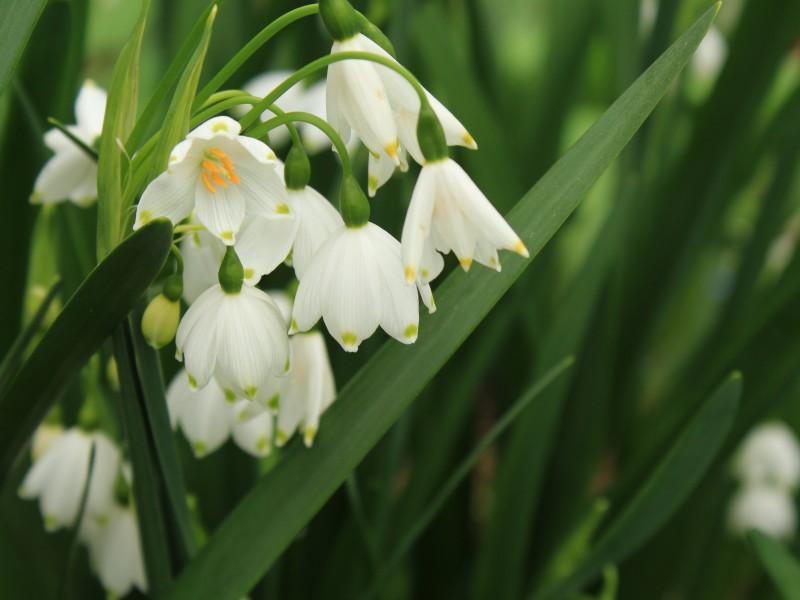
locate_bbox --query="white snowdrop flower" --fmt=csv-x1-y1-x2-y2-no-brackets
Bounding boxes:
31,80,106,206
728,485,797,541
234,211,298,286
291,222,431,351
80,503,147,599
181,228,224,305
19,428,120,531
690,25,727,80
289,186,344,280
175,282,290,398
230,400,274,458
134,116,288,245
167,369,235,458
402,158,528,281
733,422,800,491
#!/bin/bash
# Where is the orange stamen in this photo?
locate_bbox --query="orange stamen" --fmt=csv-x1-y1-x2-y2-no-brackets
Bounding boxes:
201,171,216,194
202,159,221,174
211,172,228,188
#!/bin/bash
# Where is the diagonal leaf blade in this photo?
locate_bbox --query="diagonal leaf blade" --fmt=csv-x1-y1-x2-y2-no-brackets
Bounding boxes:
165,5,720,599
0,218,173,485
750,530,800,600
0,0,48,97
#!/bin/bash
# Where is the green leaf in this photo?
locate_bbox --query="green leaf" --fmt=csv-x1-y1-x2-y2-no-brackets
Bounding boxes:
0,0,48,97
164,6,720,599
751,530,800,600
96,0,151,259
0,218,173,484
533,372,742,600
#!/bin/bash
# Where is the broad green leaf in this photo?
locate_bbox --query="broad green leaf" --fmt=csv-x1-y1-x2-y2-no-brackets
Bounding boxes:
0,0,48,97
751,528,800,600
533,372,741,600
165,6,720,600
0,219,173,484
96,0,150,259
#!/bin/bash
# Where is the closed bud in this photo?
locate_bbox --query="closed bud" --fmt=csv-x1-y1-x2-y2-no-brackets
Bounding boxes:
218,246,244,294
319,0,360,41
339,173,371,228
417,101,449,163
141,294,180,349
284,143,311,190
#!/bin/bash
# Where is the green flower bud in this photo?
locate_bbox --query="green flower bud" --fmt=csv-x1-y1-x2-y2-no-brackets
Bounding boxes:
319,0,360,41
339,173,370,228
284,143,311,190
218,246,244,294
417,101,449,163
162,274,183,302
141,294,181,349
355,12,396,57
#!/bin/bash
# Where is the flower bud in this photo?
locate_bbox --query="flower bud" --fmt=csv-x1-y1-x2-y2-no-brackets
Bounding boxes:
339,173,370,228
141,294,181,349
284,143,311,190
417,101,449,163
218,246,244,294
319,0,360,41
355,13,396,57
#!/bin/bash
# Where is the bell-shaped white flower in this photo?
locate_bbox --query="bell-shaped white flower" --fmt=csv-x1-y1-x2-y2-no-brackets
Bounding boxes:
167,369,235,457
291,222,432,351
133,116,289,245
230,400,274,457
176,283,290,398
80,503,147,598
31,80,106,206
728,485,797,541
733,422,800,491
235,212,298,286
19,428,120,531
289,186,344,280
402,158,528,280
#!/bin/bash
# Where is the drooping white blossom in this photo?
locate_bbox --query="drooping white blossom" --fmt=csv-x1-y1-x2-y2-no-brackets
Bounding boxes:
288,186,344,280
728,485,797,541
134,116,290,245
401,158,528,281
19,428,120,531
733,422,800,491
176,284,290,398
31,80,106,206
80,503,147,599
291,222,433,351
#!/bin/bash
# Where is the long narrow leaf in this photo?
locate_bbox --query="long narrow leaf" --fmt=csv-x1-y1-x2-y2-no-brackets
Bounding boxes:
751,530,800,600
165,6,720,600
0,0,48,96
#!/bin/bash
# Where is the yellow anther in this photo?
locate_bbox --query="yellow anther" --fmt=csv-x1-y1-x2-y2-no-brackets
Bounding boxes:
202,159,221,174
211,172,229,188
201,171,216,194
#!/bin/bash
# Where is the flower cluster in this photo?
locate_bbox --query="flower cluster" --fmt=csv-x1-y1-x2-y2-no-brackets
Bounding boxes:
727,422,800,541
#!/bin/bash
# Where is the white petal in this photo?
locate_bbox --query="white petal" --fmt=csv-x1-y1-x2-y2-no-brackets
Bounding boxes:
180,230,225,305
84,433,121,521
178,378,233,457
32,149,95,205
175,286,223,388
401,167,438,281
188,116,241,141
194,177,246,244
290,187,344,280
325,65,352,146
234,161,290,219
236,215,298,285
74,80,107,138
134,169,196,229
231,404,273,457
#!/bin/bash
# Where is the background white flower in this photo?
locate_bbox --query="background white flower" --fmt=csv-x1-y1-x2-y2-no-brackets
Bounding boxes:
733,422,800,491
727,485,797,541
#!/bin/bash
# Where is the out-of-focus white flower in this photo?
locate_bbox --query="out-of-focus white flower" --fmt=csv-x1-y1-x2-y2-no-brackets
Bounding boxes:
80,503,147,599
239,72,332,154
167,369,235,458
733,422,800,491
401,158,528,281
291,222,432,351
176,283,290,398
19,428,120,531
230,400,274,457
690,25,727,80
31,81,106,206
134,116,289,245
728,485,797,541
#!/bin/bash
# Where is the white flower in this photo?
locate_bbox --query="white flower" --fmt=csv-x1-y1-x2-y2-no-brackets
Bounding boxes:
19,428,120,531
239,72,332,154
401,158,528,281
291,222,432,351
733,422,800,491
176,284,290,398
288,186,344,280
690,25,727,80
133,116,289,245
230,400,274,457
181,228,224,304
728,485,797,541
31,80,106,206
80,503,147,599
167,369,235,457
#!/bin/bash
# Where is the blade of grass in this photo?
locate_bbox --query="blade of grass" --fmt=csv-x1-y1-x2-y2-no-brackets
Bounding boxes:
750,530,800,600
532,372,742,600
0,0,48,96
164,7,721,600
0,219,173,485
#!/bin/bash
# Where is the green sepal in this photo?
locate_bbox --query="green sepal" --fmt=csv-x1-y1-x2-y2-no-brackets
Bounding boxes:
355,11,396,57
219,246,244,294
284,143,311,190
319,0,360,41
417,101,449,163
339,173,370,228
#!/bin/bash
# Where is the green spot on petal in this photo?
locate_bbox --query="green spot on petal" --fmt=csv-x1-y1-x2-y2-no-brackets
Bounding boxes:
187,373,198,388
191,440,208,457
267,393,280,412
276,203,290,215
367,175,378,191
404,324,418,339
276,429,288,446
224,389,236,403
421,269,429,278
211,121,229,132
303,427,317,446
290,317,298,331
342,331,357,347
44,515,58,530
243,268,255,280
284,358,291,372
245,386,258,399
220,230,234,242
138,210,153,225
256,436,270,453
30,192,43,204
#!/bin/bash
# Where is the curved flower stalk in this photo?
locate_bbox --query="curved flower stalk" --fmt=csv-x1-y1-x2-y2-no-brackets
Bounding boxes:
80,502,147,598
134,116,289,244
733,422,800,491
291,221,433,352
19,428,120,531
31,80,106,206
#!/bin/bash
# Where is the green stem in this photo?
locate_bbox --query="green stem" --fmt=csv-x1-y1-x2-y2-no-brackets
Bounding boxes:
46,118,98,161
173,224,206,235
193,4,321,110
170,244,184,275
249,110,353,175
239,51,429,131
